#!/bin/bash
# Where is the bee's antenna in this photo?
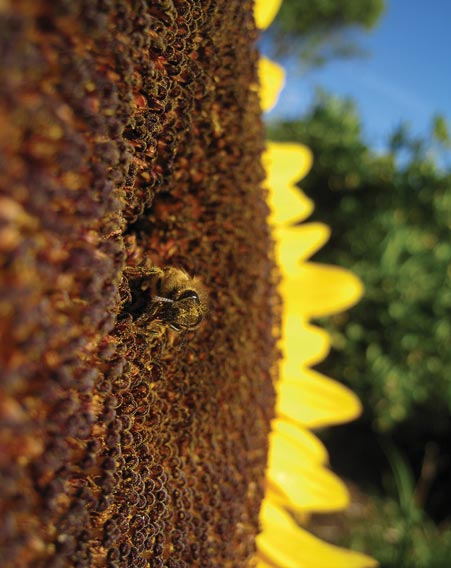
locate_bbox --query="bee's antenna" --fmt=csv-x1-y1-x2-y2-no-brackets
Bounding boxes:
152,296,174,304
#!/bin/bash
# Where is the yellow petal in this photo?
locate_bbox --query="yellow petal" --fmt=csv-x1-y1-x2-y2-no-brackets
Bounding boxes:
271,418,328,465
267,430,349,512
264,142,314,225
281,263,364,318
257,501,378,568
264,141,313,186
281,319,330,370
276,368,362,428
254,0,283,30
274,223,330,275
268,186,313,226
265,142,313,184
259,57,286,113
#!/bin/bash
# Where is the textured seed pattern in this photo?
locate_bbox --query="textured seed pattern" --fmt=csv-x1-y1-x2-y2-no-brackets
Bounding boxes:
0,1,278,566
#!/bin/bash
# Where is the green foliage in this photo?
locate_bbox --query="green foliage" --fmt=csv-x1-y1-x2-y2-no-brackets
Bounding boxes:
275,0,385,35
341,448,451,568
339,444,451,568
269,92,451,434
269,0,385,66
432,114,451,148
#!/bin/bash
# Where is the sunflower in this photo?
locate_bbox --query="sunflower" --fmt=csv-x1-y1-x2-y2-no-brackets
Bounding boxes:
1,1,374,566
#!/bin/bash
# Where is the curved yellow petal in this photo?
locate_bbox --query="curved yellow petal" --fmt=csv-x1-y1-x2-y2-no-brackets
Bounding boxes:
257,501,379,568
259,57,286,113
281,319,330,370
264,142,314,224
264,486,312,523
276,368,362,428
264,141,313,189
265,141,314,182
271,418,328,465
281,263,364,318
254,0,283,30
267,187,313,226
268,431,349,512
275,223,331,275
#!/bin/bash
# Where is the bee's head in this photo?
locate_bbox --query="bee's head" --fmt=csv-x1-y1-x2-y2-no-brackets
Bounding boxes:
160,289,203,331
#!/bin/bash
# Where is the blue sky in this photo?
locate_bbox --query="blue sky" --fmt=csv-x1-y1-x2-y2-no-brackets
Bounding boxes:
265,0,451,152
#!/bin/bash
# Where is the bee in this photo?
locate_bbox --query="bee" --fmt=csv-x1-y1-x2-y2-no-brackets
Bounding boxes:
122,266,208,335
147,266,208,332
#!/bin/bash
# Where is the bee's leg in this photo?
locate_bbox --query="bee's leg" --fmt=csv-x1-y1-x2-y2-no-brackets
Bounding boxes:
135,312,165,337
177,329,189,351
122,265,164,297
143,266,165,277
147,320,165,337
123,265,163,279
